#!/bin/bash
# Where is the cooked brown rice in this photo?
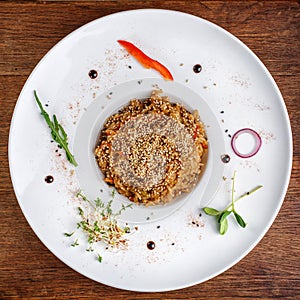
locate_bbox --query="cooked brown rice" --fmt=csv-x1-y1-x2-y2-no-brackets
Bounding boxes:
95,90,208,206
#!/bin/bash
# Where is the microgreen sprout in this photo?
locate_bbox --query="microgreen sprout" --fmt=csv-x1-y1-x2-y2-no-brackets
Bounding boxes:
67,190,133,262
64,232,74,237
71,238,79,247
97,254,103,263
66,191,133,262
203,171,263,235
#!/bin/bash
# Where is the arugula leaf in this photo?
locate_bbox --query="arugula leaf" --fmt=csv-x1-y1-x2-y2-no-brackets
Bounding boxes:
34,90,78,167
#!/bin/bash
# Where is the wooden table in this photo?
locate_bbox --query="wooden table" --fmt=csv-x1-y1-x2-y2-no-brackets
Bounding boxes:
1,1,299,298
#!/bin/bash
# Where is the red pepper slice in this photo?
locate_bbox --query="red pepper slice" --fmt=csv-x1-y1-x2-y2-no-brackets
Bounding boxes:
193,124,200,139
118,40,173,81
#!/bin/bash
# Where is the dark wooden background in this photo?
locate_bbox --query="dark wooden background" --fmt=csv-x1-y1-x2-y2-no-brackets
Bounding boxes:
1,1,299,298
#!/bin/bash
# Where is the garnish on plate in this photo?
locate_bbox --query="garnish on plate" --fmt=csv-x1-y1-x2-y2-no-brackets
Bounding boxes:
117,40,173,80
231,128,262,158
203,171,263,235
71,238,79,247
75,191,132,251
34,90,78,167
64,232,74,237
97,254,103,263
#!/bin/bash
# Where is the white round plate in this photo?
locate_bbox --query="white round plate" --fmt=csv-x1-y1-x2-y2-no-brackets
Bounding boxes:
9,9,292,292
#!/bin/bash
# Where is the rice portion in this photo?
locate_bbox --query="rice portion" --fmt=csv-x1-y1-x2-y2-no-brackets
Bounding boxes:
95,90,208,206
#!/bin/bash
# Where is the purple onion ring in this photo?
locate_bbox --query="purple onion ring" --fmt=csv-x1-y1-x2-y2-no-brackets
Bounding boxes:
231,128,262,158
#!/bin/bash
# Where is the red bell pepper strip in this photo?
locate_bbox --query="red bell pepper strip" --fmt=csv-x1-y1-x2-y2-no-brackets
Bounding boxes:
193,124,199,140
117,40,173,81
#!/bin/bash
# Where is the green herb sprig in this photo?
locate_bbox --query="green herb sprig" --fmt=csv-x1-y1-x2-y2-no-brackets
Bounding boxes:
34,90,78,166
203,171,263,235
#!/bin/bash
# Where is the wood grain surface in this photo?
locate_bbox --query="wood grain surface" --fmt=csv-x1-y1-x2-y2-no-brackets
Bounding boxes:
0,1,299,299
